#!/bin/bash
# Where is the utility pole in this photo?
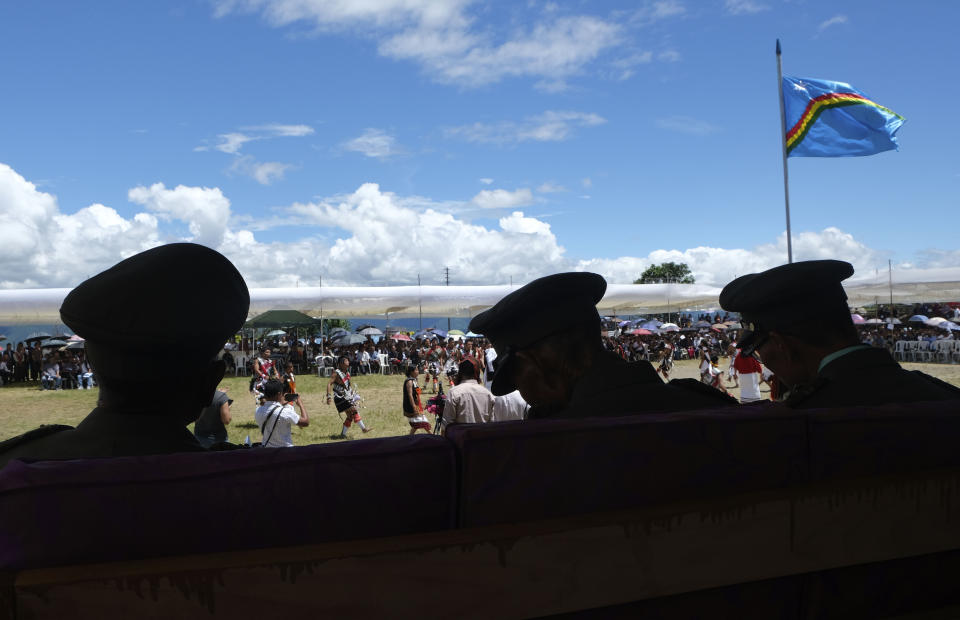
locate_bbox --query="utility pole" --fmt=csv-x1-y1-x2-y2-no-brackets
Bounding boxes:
444,267,451,331
418,273,423,330
888,259,894,315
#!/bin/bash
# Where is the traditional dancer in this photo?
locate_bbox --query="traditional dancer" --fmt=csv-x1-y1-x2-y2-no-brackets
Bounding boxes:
402,365,431,434
327,355,371,438
657,341,673,379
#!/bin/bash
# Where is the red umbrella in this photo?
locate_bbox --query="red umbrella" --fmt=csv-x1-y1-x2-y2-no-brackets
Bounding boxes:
391,333,413,341
629,328,653,335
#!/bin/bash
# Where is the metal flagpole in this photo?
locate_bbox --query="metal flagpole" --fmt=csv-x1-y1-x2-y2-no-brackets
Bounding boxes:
319,275,324,356
776,39,794,264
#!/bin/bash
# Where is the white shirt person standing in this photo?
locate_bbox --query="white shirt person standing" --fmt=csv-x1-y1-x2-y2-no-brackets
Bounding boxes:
443,358,495,431
255,379,309,447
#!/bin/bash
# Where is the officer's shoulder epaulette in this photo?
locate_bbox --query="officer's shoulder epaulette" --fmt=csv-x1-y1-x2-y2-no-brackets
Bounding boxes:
0,424,73,455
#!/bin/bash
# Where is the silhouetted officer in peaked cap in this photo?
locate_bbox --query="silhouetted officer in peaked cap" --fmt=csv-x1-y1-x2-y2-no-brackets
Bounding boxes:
469,272,735,420
0,243,250,469
720,259,960,408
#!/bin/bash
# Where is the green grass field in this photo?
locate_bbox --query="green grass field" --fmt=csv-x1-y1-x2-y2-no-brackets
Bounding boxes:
2,359,959,444
0,371,427,444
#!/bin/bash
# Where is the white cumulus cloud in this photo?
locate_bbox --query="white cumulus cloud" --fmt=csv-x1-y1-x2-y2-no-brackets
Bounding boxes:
631,0,686,25
195,123,312,183
576,228,886,286
128,182,232,247
818,15,848,32
0,163,161,288
342,128,400,159
471,188,535,209
242,123,314,137
446,110,606,145
213,132,256,154
724,0,768,15
4,162,955,296
268,183,567,286
537,182,566,193
214,1,627,89
230,156,294,185
200,124,315,154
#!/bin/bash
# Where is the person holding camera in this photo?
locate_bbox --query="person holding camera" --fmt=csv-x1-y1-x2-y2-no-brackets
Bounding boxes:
255,379,309,448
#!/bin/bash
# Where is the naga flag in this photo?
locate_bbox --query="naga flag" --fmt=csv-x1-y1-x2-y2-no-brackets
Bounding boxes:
783,76,904,157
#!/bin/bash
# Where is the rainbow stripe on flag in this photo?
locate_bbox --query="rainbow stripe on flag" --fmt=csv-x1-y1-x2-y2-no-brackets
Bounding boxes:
783,76,904,157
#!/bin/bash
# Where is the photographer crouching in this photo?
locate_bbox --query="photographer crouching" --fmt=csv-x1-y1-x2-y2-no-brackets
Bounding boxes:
255,379,309,448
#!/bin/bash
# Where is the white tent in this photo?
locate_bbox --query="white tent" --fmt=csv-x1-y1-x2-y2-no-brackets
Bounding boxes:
843,267,960,307
0,283,723,325
1,266,958,325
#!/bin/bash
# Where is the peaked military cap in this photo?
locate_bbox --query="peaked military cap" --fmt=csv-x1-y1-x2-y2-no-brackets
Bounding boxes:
470,272,606,395
719,259,854,355
60,243,249,373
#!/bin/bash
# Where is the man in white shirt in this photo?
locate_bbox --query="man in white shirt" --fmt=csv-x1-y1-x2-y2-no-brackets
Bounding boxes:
255,379,309,447
492,390,528,421
443,358,495,430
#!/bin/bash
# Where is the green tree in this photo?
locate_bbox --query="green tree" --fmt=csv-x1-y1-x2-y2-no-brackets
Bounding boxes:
634,262,695,284
321,318,350,334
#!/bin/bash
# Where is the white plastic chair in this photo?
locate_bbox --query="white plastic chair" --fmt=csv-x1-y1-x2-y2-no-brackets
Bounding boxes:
951,341,960,364
934,341,951,363
234,355,248,376
893,340,907,361
912,341,932,363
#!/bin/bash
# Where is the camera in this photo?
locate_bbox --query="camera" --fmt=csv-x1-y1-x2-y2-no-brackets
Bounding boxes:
284,393,298,402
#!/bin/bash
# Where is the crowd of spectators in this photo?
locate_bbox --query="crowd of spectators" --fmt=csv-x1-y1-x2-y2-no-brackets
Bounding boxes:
0,342,94,390
3,305,956,394
223,301,960,392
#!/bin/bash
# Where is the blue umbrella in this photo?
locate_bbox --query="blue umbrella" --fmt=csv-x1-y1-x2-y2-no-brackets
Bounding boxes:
908,315,929,323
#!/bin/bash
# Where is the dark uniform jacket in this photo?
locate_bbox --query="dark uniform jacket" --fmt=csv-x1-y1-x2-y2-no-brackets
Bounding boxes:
0,407,205,470
786,345,960,409
529,351,736,419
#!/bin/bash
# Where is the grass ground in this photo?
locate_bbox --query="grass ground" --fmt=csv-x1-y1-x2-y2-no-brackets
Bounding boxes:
2,359,959,444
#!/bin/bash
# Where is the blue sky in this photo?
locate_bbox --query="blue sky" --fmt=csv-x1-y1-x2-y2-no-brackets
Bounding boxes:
1,0,957,289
